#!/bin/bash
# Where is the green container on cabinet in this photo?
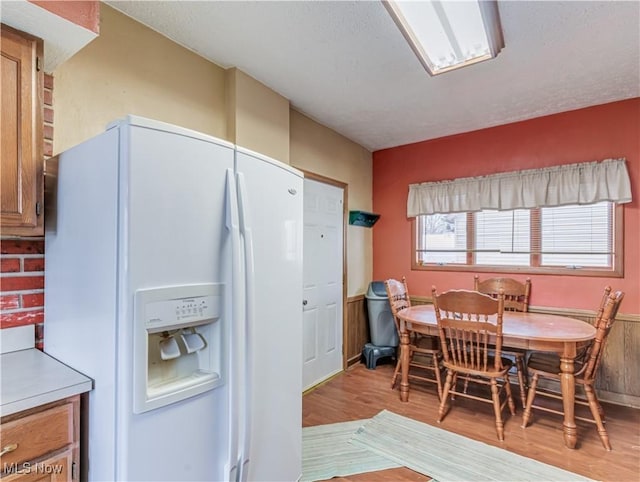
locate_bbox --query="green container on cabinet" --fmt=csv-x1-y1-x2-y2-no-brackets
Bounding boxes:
349,210,380,227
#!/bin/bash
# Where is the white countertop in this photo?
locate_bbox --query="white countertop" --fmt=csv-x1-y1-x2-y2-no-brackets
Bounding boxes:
0,326,93,417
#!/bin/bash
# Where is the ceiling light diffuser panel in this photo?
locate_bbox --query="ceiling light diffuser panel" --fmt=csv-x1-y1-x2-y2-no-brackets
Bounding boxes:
383,0,505,75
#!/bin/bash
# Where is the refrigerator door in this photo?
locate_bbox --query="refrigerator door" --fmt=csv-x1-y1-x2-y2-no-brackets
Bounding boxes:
235,148,303,482
118,118,235,481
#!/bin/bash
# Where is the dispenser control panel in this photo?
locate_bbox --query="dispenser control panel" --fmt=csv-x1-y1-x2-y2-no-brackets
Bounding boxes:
145,295,218,325
133,283,224,413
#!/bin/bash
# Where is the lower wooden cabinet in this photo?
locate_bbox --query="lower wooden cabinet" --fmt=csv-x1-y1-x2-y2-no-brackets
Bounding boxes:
0,396,80,481
1,452,72,482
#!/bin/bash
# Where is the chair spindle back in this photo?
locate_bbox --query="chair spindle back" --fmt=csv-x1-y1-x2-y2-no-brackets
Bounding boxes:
581,288,625,383
432,288,505,372
385,278,411,332
474,276,531,312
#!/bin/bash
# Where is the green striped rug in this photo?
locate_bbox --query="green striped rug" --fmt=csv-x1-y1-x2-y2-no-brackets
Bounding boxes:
301,419,401,481
302,410,595,482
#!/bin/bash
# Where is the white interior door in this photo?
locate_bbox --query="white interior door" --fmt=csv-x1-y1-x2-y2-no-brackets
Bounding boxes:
303,178,344,390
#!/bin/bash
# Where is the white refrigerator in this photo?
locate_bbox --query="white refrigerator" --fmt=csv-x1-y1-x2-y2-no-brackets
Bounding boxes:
44,116,303,482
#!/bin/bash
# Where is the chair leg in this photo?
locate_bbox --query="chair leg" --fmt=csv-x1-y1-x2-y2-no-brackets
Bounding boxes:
450,372,458,400
490,378,505,441
433,353,443,401
521,373,539,428
438,370,454,423
595,397,606,421
504,373,516,415
391,356,401,389
515,354,528,409
392,347,416,389
584,384,612,451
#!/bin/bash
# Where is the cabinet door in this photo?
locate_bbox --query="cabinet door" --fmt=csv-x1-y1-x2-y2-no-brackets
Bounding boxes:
1,25,44,235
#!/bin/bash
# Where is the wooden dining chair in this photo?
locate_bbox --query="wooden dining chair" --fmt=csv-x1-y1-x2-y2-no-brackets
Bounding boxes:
474,275,531,408
521,287,625,450
432,287,516,441
384,278,443,399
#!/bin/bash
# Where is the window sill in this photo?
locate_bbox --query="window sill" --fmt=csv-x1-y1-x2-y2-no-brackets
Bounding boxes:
411,262,623,278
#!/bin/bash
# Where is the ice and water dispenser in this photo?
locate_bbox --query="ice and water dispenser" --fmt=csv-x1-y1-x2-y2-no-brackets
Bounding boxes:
133,284,224,413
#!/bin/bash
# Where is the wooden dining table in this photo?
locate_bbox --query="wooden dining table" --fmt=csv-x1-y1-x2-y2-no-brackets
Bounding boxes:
396,304,597,449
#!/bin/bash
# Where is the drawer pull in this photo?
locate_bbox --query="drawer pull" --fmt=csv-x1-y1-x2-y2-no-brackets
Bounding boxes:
0,443,18,457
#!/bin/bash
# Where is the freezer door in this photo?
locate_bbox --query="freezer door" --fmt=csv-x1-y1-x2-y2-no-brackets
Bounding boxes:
235,149,303,482
118,121,234,482
44,128,121,481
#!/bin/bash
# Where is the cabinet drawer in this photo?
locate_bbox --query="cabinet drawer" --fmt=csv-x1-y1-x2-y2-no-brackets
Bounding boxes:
1,450,71,482
0,403,73,468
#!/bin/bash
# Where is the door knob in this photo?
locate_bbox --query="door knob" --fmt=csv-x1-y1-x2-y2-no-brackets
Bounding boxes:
303,300,308,306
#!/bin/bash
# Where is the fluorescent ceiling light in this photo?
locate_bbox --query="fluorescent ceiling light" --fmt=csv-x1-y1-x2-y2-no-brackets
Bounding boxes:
383,0,505,75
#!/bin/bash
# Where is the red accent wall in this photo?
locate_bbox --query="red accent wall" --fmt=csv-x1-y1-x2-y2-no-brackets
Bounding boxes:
372,99,639,313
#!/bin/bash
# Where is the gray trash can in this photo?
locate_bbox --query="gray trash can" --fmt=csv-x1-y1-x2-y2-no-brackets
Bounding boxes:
365,281,399,347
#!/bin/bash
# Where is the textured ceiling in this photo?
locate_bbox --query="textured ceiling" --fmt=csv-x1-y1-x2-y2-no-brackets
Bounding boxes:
106,1,640,151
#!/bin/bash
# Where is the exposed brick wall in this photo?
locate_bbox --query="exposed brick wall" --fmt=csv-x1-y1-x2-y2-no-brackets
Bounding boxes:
0,73,53,350
0,239,46,348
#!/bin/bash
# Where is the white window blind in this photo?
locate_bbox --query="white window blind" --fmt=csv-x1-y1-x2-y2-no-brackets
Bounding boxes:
475,209,530,266
415,202,617,271
540,202,612,268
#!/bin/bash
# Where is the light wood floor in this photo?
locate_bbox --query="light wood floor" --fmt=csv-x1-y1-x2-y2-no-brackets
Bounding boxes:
302,362,640,482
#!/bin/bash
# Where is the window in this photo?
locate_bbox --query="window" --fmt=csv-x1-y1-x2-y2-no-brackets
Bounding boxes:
418,212,467,264
414,201,622,276
475,209,530,266
540,203,612,268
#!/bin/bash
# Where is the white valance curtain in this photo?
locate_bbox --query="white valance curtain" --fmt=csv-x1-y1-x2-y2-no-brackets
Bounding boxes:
407,158,632,217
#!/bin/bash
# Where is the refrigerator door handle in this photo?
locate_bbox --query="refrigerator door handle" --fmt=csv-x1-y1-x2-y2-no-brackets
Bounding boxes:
224,169,244,482
236,171,255,482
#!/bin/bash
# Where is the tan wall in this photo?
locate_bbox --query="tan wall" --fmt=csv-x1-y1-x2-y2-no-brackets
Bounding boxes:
289,109,373,296
52,5,226,154
226,68,290,163
51,4,372,297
